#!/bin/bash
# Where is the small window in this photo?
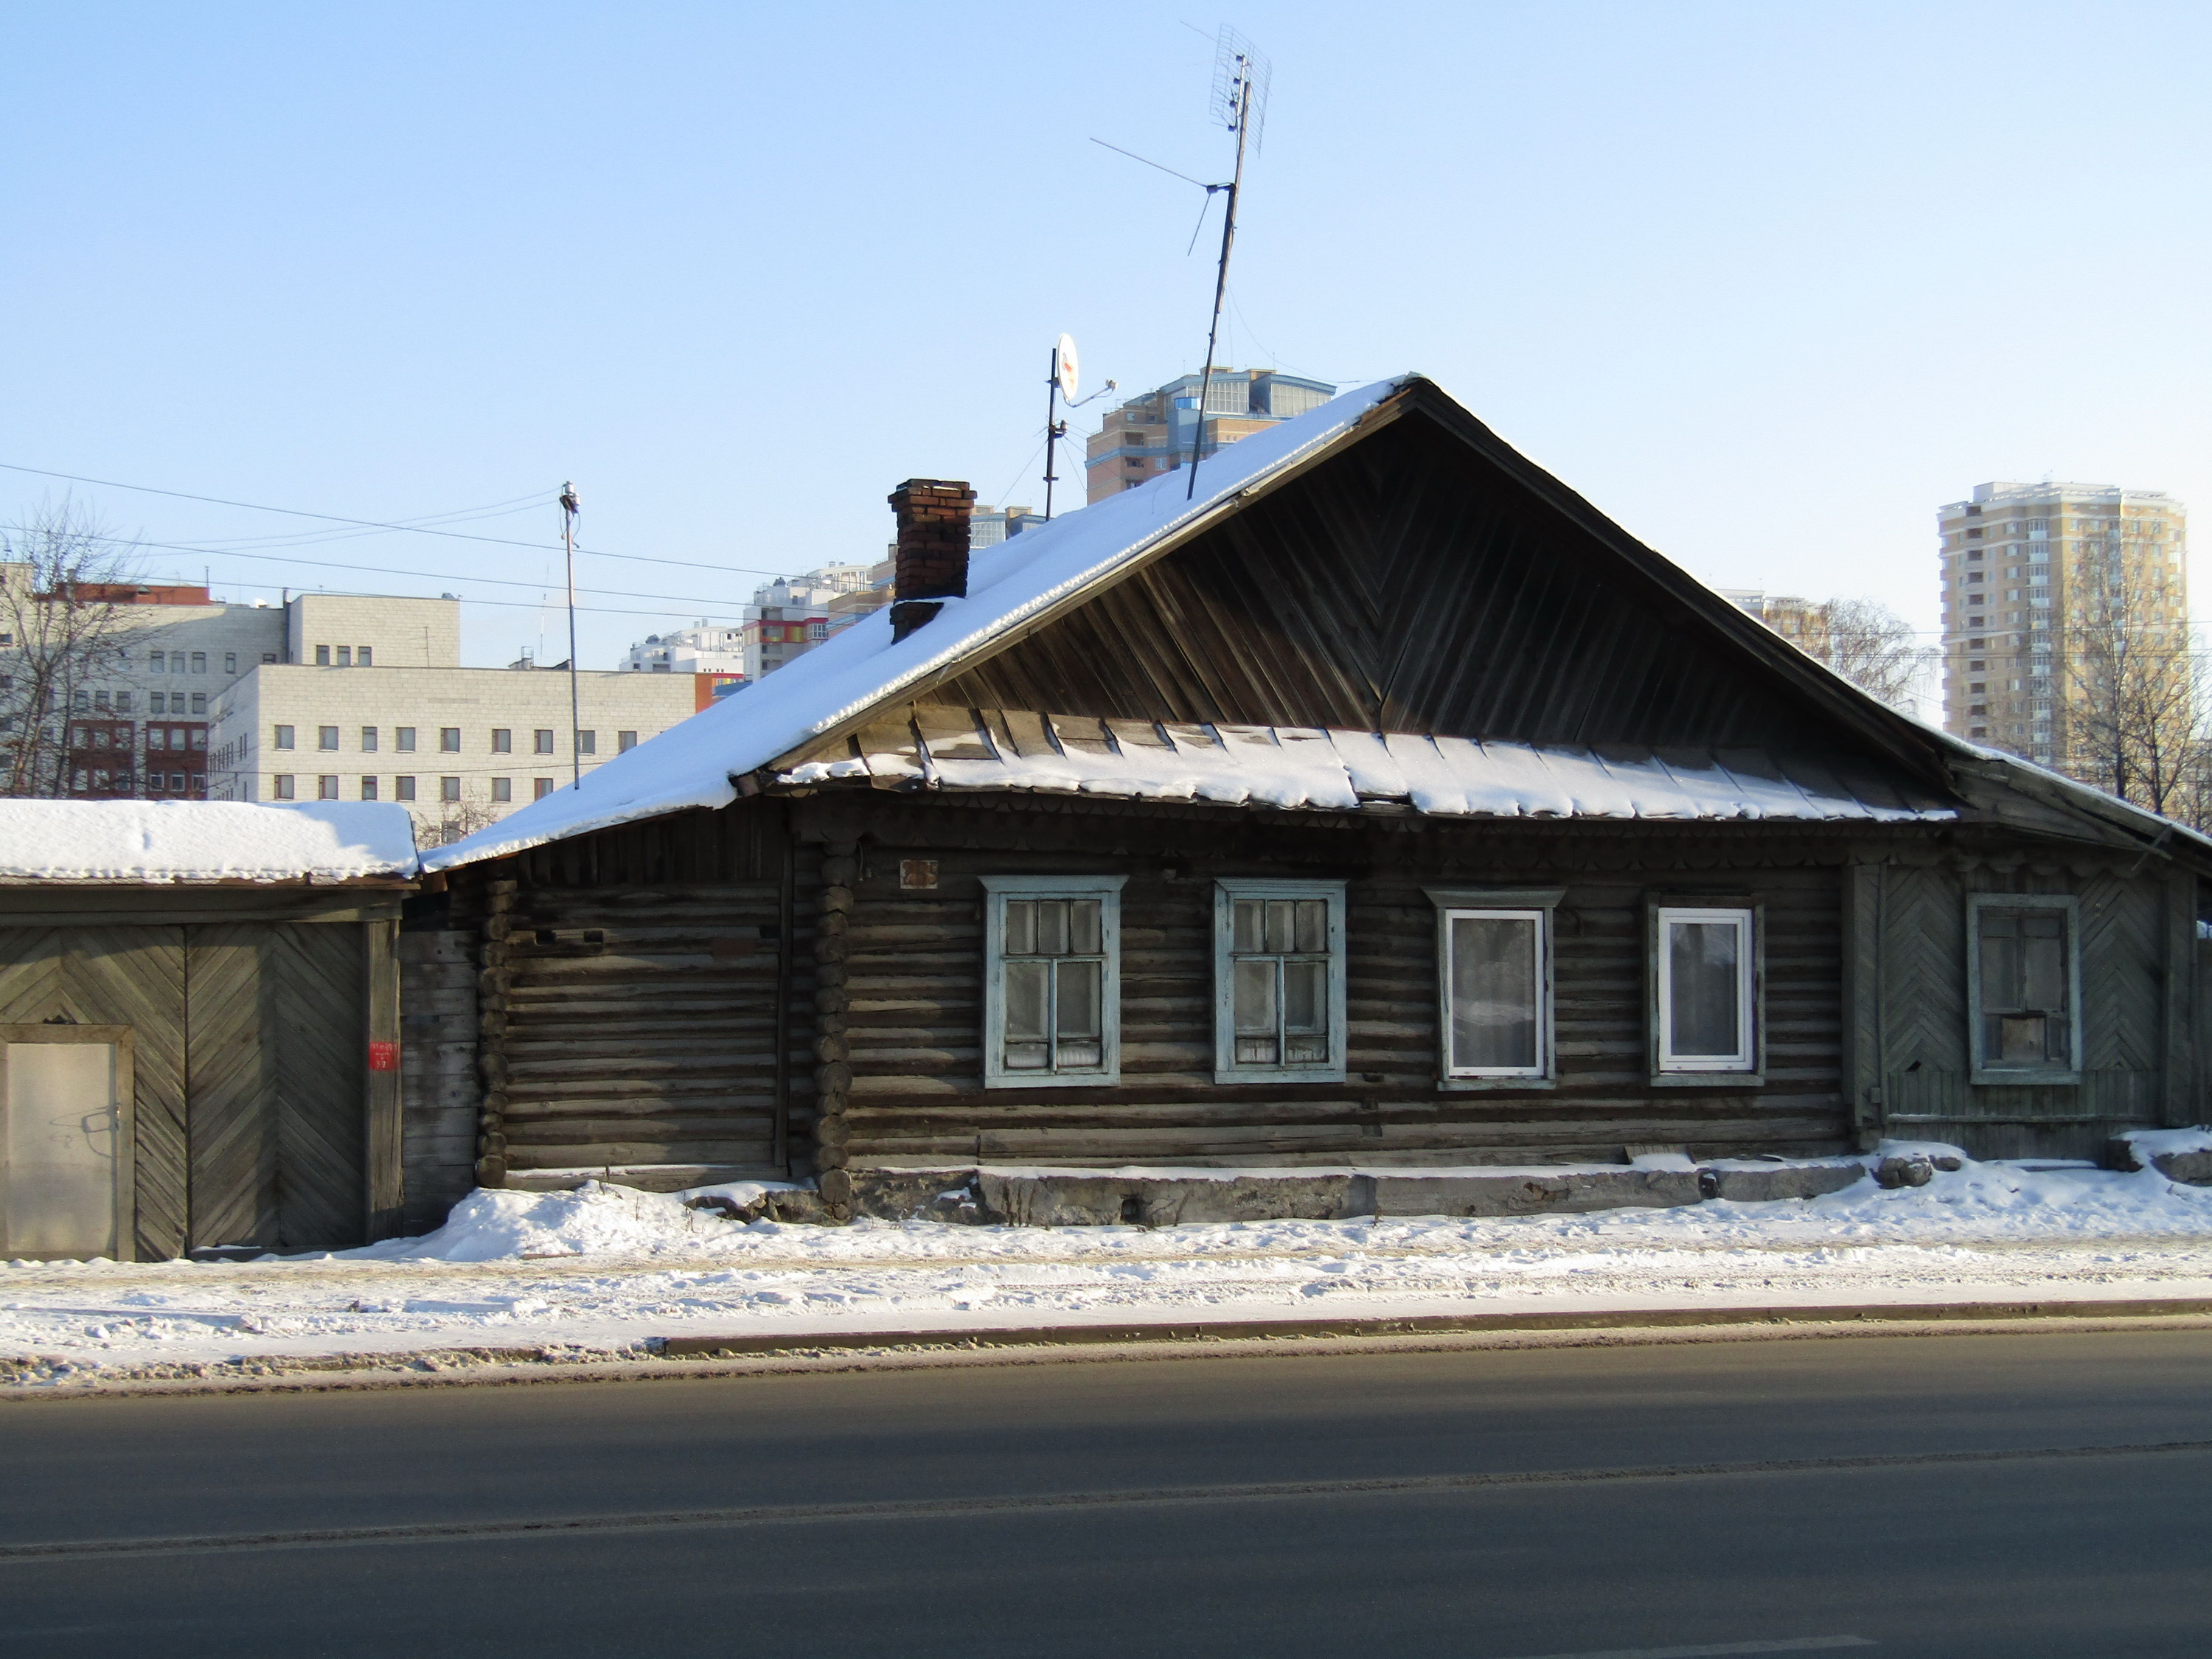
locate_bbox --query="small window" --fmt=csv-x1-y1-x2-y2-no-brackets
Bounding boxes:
358,646,372,667
360,726,378,752
1969,896,2079,1082
1653,906,1759,1076
1430,888,1563,1084
273,774,296,799
360,776,378,801
439,728,461,753
189,729,206,751
491,728,512,754
190,693,206,714
318,726,339,751
316,645,331,666
225,652,237,674
261,652,276,664
491,777,512,802
1213,880,1346,1083
618,730,638,752
273,724,295,750
395,727,417,752
981,875,1124,1088
533,728,554,754
150,651,166,672
94,690,110,711
317,775,338,800
440,776,461,802
534,777,554,799
395,776,417,801
577,729,597,755
191,652,206,673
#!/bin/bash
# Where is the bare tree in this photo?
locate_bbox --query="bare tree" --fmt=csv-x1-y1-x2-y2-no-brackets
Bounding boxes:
2059,535,2197,816
1753,595,1932,713
416,799,501,849
0,501,144,797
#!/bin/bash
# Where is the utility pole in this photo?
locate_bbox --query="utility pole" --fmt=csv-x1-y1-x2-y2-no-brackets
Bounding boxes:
560,482,582,789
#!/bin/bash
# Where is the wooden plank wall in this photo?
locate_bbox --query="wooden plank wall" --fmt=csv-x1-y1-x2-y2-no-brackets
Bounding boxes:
0,925,188,1259
398,928,481,1234
475,804,817,1186
1857,855,2178,1160
825,815,1851,1171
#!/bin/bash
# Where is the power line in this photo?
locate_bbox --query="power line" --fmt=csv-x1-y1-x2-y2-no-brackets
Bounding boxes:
0,461,794,577
0,523,759,612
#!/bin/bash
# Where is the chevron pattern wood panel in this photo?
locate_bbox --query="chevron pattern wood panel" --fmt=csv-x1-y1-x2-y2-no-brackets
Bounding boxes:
185,925,279,1249
2079,875,2162,1073
185,924,366,1251
268,923,365,1249
1877,866,1967,1074
0,925,187,1259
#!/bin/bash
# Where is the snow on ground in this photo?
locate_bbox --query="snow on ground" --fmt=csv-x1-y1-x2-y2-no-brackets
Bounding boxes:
9,1150,2212,1385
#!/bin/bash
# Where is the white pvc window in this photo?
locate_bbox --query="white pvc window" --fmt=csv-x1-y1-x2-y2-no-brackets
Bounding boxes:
1213,880,1346,1084
981,875,1124,1088
1655,906,1757,1074
1442,910,1549,1079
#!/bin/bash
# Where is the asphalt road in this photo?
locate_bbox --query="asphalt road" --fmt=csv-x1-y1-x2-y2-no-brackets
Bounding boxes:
5,1329,2212,1658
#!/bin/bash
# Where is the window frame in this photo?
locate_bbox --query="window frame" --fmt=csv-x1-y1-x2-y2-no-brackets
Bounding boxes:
1211,878,1348,1085
1649,901,1763,1084
1427,886,1563,1089
979,874,1125,1090
1966,893,2082,1085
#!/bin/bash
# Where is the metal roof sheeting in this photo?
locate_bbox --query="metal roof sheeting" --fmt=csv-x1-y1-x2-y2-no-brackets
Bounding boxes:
779,712,1958,824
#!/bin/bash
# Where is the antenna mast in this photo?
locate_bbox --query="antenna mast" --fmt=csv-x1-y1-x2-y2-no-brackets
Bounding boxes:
560,482,581,789
1187,27,1269,499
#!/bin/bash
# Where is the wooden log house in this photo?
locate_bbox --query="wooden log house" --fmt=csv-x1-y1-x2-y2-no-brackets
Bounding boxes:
420,378,2212,1221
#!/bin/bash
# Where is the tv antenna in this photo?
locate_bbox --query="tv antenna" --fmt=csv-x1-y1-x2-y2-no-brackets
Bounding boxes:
1040,335,1116,520
1188,27,1268,496
1088,25,1270,499
560,481,581,788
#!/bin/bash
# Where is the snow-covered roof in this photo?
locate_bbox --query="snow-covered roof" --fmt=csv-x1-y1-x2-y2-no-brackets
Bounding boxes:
422,379,1408,871
421,372,2207,872
0,801,419,884
783,711,1956,823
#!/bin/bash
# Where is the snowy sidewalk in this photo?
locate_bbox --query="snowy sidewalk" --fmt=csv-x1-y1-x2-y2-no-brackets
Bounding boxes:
10,1150,2212,1388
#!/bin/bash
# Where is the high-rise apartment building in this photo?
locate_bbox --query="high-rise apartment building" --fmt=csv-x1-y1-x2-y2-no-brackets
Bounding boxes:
1085,369,1335,503
1937,483,2188,771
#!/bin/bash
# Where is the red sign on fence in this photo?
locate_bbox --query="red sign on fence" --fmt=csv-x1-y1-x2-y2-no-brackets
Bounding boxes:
368,1041,399,1072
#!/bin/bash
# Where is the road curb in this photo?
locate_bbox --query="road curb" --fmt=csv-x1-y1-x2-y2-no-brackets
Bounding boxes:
654,1296,2212,1357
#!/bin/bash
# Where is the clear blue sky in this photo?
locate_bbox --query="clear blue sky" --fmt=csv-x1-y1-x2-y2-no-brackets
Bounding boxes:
7,1,2211,669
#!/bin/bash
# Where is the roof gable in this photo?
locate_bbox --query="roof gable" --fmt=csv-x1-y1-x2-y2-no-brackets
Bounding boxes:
920,400,1912,757
425,375,2212,873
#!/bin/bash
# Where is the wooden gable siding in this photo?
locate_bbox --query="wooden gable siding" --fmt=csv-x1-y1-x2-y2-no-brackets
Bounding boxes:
476,805,817,1185
821,804,1854,1171
919,413,1902,765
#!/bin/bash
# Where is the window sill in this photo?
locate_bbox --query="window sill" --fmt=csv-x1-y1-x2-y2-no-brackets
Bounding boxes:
1212,1066,1346,1087
1437,1075,1556,1093
983,1070,1122,1091
1648,1071,1764,1088
1969,1068,2080,1088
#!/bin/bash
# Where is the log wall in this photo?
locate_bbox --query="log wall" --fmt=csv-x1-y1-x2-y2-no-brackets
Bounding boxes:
824,805,1854,1172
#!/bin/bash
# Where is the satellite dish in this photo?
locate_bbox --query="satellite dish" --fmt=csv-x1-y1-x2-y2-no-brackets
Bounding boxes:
1055,334,1079,403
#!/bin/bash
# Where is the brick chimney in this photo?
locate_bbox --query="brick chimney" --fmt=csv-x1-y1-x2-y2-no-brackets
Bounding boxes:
888,479,975,643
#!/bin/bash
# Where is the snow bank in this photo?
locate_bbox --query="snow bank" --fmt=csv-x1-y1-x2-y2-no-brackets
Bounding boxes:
0,800,418,883
338,1183,749,1262
10,1154,2212,1381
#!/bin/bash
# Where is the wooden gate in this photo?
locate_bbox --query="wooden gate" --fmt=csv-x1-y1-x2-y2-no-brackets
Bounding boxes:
187,924,367,1251
0,902,389,1257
